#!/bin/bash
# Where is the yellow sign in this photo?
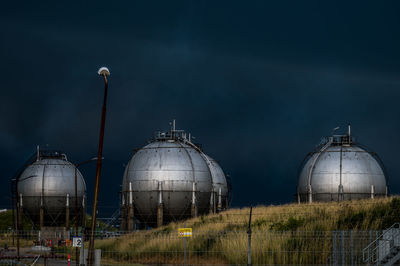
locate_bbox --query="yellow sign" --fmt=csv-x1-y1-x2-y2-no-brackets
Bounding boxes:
178,228,192,237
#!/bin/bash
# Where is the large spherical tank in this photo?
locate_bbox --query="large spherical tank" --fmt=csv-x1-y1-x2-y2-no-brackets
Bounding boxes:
204,155,230,209
18,156,86,226
297,132,388,203
123,140,213,225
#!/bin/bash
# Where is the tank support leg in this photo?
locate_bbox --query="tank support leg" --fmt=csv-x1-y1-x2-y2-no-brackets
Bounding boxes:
40,207,44,229
40,195,44,229
191,182,197,218
121,194,126,231
128,182,135,231
18,194,23,229
157,181,163,227
157,203,163,227
191,203,197,218
209,191,215,214
128,205,134,231
217,187,222,212
65,194,70,229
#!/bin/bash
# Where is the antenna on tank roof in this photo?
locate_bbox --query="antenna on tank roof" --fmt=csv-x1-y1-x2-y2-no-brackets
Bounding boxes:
347,123,352,145
170,119,176,139
36,145,40,161
348,123,351,137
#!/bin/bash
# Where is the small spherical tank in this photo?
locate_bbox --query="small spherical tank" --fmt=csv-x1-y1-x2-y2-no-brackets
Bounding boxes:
17,152,86,226
296,127,388,203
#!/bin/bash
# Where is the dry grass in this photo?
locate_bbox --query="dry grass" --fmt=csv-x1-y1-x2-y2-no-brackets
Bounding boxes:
95,197,400,264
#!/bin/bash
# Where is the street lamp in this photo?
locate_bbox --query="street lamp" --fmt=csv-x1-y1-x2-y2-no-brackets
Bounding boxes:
74,157,100,266
88,67,110,266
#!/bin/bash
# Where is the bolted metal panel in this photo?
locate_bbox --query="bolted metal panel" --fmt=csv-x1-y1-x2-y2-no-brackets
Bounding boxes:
18,158,86,225
297,133,387,202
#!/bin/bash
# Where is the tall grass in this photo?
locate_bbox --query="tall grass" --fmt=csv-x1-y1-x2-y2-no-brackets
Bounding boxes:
96,197,400,264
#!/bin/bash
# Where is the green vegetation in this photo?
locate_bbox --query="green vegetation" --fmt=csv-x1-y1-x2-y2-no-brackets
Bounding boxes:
95,197,400,264
0,210,31,230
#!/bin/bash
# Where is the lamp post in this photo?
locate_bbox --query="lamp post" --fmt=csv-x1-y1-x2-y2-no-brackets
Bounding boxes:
88,67,110,266
74,157,99,266
12,178,20,260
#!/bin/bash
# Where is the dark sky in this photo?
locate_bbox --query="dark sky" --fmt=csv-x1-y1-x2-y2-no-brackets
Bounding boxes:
1,1,400,216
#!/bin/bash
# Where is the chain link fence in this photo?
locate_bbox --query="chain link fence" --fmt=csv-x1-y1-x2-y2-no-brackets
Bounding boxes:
0,229,383,265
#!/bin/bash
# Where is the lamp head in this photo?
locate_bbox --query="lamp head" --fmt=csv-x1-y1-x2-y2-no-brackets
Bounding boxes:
98,67,110,76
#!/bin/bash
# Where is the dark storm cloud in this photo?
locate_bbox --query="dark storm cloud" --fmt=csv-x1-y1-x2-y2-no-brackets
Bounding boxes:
1,1,400,213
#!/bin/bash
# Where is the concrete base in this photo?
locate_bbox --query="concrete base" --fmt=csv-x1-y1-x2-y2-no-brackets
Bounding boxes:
80,248,101,266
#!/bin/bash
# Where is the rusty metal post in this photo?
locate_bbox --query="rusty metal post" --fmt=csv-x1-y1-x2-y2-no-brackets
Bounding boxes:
157,204,163,228
40,196,44,229
88,67,110,266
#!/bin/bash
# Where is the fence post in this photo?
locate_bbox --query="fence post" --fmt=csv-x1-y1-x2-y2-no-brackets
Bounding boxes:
333,231,337,266
350,230,353,266
184,222,187,266
247,206,253,266
341,230,345,265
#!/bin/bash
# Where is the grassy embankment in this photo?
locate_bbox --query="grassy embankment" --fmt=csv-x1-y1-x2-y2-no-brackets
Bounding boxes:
95,197,400,264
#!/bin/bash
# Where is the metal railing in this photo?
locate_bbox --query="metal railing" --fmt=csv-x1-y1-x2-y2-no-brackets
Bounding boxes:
363,223,400,264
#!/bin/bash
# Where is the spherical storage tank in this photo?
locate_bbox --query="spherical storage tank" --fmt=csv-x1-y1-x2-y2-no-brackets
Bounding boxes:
296,125,388,203
121,122,231,228
17,150,86,227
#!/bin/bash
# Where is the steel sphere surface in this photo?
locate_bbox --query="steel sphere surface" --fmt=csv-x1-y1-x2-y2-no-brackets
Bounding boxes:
123,139,213,225
204,155,229,209
297,127,387,203
18,155,86,225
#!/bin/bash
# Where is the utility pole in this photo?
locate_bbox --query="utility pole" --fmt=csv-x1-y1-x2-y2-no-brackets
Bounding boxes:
75,157,98,266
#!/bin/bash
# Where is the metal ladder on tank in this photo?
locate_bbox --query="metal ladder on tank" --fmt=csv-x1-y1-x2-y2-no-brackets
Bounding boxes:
363,223,400,265
306,137,333,202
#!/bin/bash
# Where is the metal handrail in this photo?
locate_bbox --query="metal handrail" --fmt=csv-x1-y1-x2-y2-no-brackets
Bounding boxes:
363,223,400,263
